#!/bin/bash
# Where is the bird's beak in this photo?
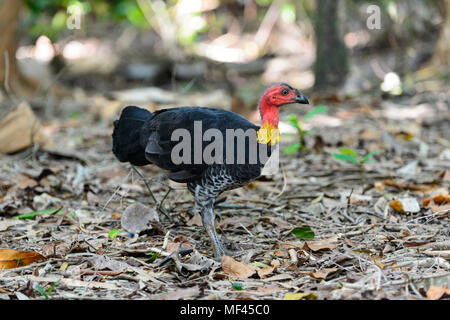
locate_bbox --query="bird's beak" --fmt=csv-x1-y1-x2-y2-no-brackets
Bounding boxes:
291,93,309,104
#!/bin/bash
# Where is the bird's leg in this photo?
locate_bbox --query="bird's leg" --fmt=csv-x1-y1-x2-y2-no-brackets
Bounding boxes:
200,200,225,258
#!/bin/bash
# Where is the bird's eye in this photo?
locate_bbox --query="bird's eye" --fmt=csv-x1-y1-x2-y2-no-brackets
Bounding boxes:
281,88,289,96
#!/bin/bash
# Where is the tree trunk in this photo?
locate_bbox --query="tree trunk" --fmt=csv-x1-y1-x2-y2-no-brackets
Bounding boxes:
0,0,38,97
0,0,21,93
432,0,449,67
313,0,349,90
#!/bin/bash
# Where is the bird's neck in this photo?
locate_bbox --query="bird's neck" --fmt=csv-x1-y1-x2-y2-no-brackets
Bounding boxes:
258,98,280,145
259,97,279,128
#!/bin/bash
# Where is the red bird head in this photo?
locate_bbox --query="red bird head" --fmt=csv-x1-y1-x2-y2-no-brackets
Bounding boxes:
259,83,309,128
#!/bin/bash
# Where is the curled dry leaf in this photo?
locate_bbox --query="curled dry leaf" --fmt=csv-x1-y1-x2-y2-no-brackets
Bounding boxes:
422,193,450,213
0,249,46,269
422,194,450,206
222,255,256,278
426,285,450,300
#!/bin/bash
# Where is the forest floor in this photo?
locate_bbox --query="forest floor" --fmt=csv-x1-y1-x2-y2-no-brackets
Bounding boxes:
0,80,449,300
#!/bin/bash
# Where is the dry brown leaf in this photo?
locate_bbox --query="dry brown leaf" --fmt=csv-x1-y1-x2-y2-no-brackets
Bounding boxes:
378,179,436,193
276,240,305,250
270,259,281,269
273,250,287,257
220,216,253,228
359,128,381,140
257,266,275,279
41,241,73,258
0,102,49,154
390,200,405,214
267,217,293,229
428,203,450,214
16,176,38,189
306,236,339,252
186,213,203,227
370,256,386,269
111,212,121,219
344,237,359,248
426,285,450,300
310,268,338,279
422,194,450,206
422,193,450,213
222,256,256,278
0,249,45,269
256,285,284,294
404,240,433,247
166,239,193,253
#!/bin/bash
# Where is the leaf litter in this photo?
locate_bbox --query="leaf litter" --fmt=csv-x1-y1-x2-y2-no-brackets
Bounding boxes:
0,88,449,300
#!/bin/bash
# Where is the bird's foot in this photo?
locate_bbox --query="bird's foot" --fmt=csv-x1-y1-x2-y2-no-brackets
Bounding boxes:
217,236,246,258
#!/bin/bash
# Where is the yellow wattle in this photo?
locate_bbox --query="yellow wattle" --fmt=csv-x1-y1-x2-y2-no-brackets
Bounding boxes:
257,122,281,146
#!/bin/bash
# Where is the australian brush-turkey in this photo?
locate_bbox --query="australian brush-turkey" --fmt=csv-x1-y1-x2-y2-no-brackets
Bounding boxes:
112,83,309,257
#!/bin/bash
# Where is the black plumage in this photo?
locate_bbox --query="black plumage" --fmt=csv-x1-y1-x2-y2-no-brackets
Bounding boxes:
112,84,309,257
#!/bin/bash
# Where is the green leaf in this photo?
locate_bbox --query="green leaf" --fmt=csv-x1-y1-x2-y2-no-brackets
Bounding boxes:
291,226,315,239
35,285,49,299
47,280,60,295
147,251,160,263
233,282,243,290
287,114,301,131
284,143,301,154
332,153,359,164
338,148,359,158
362,150,384,163
14,208,62,220
304,105,328,121
108,229,120,239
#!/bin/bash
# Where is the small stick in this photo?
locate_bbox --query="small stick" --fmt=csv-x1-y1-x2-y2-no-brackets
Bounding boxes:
132,166,172,221
157,248,193,267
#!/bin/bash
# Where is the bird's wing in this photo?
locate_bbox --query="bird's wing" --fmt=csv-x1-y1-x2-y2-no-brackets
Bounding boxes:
140,107,259,182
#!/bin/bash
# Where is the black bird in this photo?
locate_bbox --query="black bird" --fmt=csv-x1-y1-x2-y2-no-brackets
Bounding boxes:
112,83,309,257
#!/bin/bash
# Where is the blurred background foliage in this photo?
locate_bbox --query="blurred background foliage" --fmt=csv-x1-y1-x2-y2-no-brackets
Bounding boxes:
0,0,447,104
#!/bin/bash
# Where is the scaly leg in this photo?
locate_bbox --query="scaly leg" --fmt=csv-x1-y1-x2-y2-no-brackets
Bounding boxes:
200,200,225,258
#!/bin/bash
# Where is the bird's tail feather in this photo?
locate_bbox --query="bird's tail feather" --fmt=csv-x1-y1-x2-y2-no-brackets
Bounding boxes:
112,106,152,166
